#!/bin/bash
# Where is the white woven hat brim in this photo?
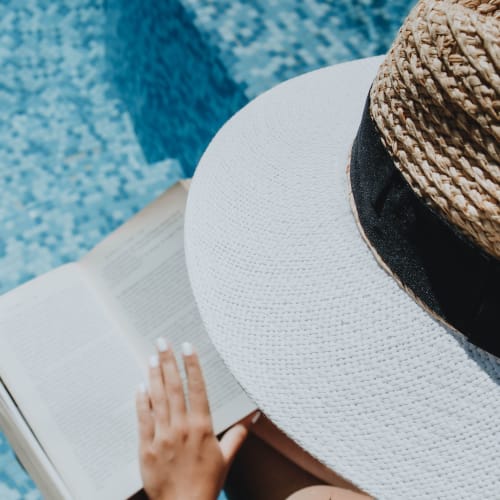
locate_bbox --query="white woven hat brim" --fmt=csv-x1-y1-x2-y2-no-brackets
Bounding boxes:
185,56,500,500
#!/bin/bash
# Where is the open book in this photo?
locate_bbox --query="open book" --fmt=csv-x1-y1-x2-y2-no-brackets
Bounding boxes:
0,180,256,500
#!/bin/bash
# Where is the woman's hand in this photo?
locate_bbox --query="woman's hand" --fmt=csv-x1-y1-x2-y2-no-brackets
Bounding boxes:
136,339,259,500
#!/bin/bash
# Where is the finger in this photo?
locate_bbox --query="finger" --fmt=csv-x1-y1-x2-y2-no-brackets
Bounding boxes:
182,342,211,423
148,354,169,434
219,411,261,467
135,383,154,445
157,340,187,425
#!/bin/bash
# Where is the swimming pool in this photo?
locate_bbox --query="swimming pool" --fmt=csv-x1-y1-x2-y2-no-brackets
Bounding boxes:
0,0,415,497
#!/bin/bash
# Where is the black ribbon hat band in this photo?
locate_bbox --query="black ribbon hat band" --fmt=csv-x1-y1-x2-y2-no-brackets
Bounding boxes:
349,96,500,358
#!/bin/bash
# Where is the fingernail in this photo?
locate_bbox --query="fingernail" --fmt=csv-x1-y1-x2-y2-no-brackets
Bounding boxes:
156,337,168,352
149,355,159,368
138,383,147,394
182,342,193,356
251,411,261,424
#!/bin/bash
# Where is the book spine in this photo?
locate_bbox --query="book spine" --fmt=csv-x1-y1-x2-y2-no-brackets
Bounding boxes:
0,382,72,500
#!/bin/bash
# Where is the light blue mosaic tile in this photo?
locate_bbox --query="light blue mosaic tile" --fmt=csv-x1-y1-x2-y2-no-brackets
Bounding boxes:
0,431,42,499
0,0,184,293
105,0,249,176
180,0,417,97
106,0,416,174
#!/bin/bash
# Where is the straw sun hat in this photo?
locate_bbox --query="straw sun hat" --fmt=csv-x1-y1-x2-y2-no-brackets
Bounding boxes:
184,1,499,498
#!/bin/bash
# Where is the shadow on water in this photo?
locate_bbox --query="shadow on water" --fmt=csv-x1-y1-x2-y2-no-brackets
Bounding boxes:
105,0,248,177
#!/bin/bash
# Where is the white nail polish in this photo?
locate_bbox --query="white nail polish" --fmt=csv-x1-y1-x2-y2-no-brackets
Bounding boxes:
182,342,193,356
251,411,262,424
138,383,147,394
149,355,159,368
156,337,168,352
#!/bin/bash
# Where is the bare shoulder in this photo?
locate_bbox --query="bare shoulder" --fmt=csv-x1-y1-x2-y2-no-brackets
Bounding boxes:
286,485,373,500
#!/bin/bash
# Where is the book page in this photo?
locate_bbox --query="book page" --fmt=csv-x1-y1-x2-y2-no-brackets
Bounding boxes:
0,264,144,500
81,183,256,434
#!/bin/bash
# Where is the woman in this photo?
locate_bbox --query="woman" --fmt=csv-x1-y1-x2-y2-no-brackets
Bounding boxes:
135,339,371,500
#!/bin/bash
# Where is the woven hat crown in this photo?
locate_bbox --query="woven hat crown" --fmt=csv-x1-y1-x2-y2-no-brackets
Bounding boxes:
370,0,500,258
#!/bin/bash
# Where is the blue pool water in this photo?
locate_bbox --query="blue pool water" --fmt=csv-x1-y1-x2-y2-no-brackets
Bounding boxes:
0,0,415,497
